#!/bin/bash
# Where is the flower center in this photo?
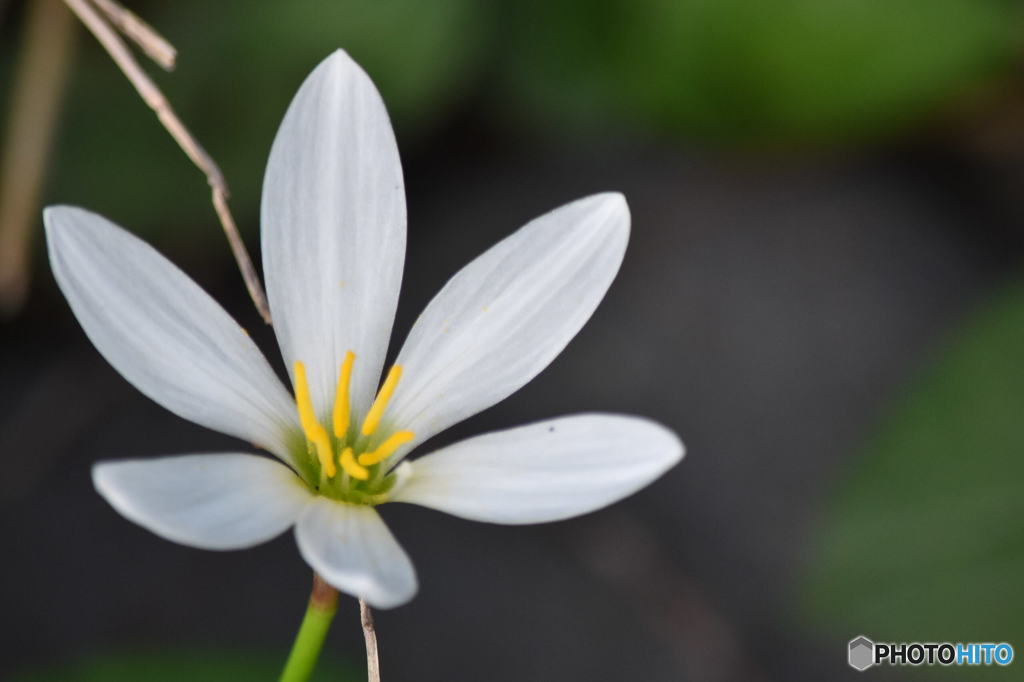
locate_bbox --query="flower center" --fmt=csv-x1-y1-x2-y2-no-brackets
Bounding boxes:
292,352,413,503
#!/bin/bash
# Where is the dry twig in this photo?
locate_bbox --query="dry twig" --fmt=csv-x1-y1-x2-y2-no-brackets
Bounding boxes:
62,0,272,323
360,599,382,682
91,0,176,70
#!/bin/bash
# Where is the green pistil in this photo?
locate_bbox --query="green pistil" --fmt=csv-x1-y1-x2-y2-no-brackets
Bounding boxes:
291,427,400,504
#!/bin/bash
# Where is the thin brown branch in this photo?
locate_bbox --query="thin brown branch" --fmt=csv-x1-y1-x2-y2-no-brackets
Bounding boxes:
62,0,272,323
360,599,381,682
90,0,176,70
0,0,76,315
212,186,272,326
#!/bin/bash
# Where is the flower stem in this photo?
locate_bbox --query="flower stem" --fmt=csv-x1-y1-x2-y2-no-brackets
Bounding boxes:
279,573,339,682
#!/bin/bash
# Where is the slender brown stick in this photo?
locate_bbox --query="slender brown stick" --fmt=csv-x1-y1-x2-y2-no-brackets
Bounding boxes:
90,0,176,70
62,0,272,323
360,599,381,682
0,0,76,315
212,187,269,323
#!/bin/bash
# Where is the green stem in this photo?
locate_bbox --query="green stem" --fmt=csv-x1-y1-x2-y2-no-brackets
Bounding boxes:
279,573,339,682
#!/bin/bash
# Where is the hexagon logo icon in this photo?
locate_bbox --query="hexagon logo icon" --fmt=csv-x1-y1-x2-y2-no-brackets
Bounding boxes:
848,636,875,671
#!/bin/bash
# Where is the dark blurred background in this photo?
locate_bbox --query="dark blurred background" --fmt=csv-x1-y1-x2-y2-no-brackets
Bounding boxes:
2,1,1024,680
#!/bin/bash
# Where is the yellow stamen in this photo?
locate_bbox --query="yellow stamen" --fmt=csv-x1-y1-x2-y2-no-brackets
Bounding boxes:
360,364,403,436
293,361,336,478
332,351,356,438
339,446,369,480
358,430,415,466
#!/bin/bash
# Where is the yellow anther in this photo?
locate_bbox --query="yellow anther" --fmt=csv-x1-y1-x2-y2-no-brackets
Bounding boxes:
358,430,415,466
360,364,403,436
339,446,369,480
332,351,356,438
293,361,336,478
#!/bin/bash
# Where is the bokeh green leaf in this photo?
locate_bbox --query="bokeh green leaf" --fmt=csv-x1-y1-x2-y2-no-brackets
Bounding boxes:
804,281,1024,678
501,0,1020,144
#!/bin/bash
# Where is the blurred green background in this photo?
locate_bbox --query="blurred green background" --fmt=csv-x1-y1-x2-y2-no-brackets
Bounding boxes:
10,0,1022,238
2,1,1024,680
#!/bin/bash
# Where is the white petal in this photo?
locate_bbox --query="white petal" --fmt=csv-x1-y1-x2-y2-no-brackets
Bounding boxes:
391,414,683,524
387,193,629,453
93,454,310,550
45,207,300,461
295,497,417,609
262,50,406,418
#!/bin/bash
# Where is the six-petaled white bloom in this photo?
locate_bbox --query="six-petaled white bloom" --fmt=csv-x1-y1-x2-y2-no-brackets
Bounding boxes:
45,50,684,608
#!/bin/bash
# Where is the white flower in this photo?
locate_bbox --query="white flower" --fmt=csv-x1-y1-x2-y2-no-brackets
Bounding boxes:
45,50,684,609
